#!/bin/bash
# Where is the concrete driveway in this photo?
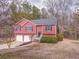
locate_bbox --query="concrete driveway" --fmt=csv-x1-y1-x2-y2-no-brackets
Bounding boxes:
0,41,25,49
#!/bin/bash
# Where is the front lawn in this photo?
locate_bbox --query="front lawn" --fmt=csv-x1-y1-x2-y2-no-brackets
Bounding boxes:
0,53,46,59
0,39,79,59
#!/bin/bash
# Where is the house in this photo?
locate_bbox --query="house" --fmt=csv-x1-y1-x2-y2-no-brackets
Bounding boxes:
14,18,57,42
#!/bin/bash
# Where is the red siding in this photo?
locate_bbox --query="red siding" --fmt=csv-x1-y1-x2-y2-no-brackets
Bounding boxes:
14,20,36,35
21,21,36,35
14,20,57,36
43,26,56,35
36,25,56,35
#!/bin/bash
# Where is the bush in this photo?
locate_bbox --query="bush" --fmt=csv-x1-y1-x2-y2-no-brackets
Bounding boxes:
57,34,64,41
40,37,58,43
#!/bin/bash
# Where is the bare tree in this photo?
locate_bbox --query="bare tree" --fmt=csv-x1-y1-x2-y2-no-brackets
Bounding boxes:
45,0,73,34
71,11,79,40
41,8,49,18
3,25,14,48
0,0,14,48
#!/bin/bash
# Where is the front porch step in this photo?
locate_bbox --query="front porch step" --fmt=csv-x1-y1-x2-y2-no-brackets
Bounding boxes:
32,34,43,42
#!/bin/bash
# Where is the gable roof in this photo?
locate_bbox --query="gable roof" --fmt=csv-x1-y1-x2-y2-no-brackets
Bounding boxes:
31,18,57,25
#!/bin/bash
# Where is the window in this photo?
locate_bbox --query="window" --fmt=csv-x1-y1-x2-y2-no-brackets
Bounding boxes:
46,25,52,32
25,26,33,31
16,25,21,31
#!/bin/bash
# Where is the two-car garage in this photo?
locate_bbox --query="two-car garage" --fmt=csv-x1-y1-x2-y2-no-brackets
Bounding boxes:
16,35,31,42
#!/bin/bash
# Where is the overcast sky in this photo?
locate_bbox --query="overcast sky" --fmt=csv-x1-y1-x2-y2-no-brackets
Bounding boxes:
27,0,79,12
27,0,45,9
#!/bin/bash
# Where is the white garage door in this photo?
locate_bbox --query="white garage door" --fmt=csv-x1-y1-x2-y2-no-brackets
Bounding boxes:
16,35,23,42
24,35,31,42
16,35,31,42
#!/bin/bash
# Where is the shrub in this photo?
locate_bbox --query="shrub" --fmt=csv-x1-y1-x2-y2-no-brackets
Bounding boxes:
57,34,64,41
40,37,58,43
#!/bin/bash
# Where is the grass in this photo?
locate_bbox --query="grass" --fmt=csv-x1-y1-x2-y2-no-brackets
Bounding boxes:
0,52,47,59
0,39,79,59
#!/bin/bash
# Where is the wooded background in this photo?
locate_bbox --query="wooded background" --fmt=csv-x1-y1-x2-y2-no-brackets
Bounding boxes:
0,0,79,40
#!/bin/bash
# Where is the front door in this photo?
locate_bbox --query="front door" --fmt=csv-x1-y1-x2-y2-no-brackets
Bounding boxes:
37,32,41,37
36,26,43,36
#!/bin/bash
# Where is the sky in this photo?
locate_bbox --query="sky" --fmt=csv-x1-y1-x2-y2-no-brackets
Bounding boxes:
27,0,45,9
27,0,79,12
7,0,79,12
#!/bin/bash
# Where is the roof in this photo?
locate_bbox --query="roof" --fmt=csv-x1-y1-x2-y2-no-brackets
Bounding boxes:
31,18,57,25
15,17,57,26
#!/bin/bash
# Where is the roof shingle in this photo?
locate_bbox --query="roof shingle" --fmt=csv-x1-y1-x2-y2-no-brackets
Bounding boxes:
31,18,57,25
